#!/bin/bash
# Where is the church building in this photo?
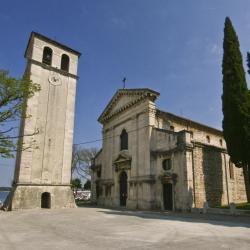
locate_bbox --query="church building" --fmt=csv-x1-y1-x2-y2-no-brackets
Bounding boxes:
91,88,246,211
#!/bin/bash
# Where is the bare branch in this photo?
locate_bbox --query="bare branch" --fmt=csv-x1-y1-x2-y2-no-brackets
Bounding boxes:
0,129,39,140
0,126,18,134
71,147,98,180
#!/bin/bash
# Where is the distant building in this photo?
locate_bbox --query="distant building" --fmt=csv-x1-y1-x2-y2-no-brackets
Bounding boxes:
7,32,80,210
75,190,91,201
91,89,246,210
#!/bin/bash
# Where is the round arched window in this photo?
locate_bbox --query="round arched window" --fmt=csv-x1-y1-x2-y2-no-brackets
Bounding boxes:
42,46,52,66
61,54,70,72
120,129,128,150
162,159,171,171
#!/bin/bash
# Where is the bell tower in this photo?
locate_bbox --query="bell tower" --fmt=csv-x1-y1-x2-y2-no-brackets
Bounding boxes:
9,32,81,209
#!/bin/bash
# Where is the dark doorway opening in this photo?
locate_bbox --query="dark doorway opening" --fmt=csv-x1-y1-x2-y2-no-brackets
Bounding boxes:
41,192,51,209
120,171,127,206
96,182,100,199
163,183,173,210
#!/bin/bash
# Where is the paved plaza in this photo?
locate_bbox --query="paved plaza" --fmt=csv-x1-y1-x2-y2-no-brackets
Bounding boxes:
0,206,250,250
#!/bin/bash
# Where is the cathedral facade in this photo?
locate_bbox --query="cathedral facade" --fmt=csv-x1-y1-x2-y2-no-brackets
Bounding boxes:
91,88,246,211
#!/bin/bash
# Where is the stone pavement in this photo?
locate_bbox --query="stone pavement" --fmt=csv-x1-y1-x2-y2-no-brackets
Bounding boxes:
0,206,250,250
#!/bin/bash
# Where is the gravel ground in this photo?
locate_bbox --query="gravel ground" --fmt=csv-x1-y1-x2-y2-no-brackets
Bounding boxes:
0,206,250,250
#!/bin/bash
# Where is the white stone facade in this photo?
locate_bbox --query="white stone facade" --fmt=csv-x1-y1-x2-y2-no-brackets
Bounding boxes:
91,89,246,211
8,32,80,210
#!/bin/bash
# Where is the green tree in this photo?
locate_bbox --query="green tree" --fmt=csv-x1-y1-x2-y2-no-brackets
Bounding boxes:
0,70,40,158
247,52,250,75
222,17,250,201
83,179,91,190
71,178,82,193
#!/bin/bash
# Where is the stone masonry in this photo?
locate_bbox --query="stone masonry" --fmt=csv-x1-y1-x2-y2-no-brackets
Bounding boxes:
8,32,80,210
91,88,247,211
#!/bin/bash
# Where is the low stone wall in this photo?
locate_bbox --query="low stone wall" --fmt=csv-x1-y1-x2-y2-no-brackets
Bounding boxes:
191,202,250,216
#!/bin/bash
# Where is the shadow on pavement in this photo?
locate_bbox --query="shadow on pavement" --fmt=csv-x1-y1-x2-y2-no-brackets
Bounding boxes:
93,206,250,229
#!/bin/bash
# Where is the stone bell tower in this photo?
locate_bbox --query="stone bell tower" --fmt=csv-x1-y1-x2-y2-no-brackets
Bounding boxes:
9,32,81,210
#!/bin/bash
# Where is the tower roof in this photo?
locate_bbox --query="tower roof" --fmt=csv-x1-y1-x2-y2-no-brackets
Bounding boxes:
24,31,81,58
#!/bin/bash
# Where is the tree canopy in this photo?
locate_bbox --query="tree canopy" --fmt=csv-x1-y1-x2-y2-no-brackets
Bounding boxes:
71,178,82,191
247,52,250,75
83,179,91,190
0,70,40,158
222,17,250,201
222,17,250,166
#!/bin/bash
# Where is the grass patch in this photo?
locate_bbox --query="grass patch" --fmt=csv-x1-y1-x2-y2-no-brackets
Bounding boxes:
75,200,91,207
218,202,250,210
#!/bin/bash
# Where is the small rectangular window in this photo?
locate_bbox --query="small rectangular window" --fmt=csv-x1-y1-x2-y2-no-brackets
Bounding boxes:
170,125,174,131
190,131,193,139
206,135,210,143
229,160,234,179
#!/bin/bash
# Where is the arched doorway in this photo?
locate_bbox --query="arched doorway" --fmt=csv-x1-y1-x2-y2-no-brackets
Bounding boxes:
119,171,127,206
163,183,173,210
41,192,51,208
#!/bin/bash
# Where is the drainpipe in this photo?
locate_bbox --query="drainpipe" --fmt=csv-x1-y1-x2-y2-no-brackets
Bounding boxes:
223,153,230,205
136,114,139,209
191,149,196,208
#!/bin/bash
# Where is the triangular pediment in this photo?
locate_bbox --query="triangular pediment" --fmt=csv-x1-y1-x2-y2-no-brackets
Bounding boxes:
98,88,159,123
110,95,139,114
113,151,132,171
113,151,131,165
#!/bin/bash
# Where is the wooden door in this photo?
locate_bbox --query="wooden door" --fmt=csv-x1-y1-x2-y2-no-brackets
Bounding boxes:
163,183,173,210
120,171,127,206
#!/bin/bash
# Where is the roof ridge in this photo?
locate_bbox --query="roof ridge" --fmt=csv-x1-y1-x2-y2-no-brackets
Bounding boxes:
24,31,81,58
156,109,222,134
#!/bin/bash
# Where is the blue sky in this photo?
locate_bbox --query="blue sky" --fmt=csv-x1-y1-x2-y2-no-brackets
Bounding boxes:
1,0,250,186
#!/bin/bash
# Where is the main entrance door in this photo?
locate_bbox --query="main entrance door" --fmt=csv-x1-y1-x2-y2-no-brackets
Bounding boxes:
163,183,173,210
120,171,127,206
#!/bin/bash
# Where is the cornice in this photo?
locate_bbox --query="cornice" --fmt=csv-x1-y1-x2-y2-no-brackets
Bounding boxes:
192,141,227,153
156,109,223,136
25,31,81,58
28,58,79,80
99,179,114,186
151,142,193,157
129,175,155,184
152,141,227,157
15,183,71,187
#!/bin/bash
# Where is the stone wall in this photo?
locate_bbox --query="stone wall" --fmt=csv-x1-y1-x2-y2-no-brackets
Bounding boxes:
156,111,225,148
10,185,75,210
9,33,79,210
93,89,247,211
96,96,157,209
191,145,246,208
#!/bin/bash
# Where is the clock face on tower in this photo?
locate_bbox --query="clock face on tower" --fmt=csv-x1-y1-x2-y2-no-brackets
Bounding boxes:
48,72,62,86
